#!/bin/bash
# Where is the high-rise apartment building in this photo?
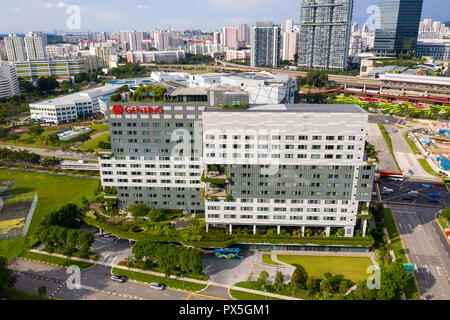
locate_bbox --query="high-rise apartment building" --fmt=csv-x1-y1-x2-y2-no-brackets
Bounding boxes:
250,22,281,68
223,27,239,49
24,31,48,60
154,31,171,51
0,61,20,98
5,34,27,62
298,0,354,70
238,22,250,45
281,20,299,62
374,0,424,57
99,99,374,238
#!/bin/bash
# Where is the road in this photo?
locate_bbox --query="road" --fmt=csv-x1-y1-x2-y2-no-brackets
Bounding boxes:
387,204,450,300
367,122,399,172
8,236,230,300
0,145,97,161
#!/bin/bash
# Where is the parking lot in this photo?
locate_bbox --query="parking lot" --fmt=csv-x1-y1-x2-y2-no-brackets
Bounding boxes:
373,179,450,208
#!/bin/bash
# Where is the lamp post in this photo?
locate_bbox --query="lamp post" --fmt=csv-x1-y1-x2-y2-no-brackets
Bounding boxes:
181,274,184,290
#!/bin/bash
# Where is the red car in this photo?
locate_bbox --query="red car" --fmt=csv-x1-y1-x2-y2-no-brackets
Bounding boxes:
433,182,444,187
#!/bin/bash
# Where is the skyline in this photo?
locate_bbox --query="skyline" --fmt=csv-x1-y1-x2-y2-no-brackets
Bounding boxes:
0,0,448,33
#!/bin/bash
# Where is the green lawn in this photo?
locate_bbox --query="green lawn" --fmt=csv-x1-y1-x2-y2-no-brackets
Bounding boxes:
277,255,374,282
112,268,207,292
1,287,51,300
262,254,281,266
0,170,99,261
87,123,109,133
383,208,407,263
77,132,110,150
21,251,94,269
418,159,439,177
230,289,283,300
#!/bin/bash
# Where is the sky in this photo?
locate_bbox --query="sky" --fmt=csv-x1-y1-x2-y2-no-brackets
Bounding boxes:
0,0,449,33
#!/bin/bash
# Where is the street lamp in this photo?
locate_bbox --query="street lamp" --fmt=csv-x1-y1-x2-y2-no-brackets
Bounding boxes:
181,274,184,290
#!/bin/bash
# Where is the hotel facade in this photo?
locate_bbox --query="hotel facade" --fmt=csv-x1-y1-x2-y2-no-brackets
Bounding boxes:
99,99,374,237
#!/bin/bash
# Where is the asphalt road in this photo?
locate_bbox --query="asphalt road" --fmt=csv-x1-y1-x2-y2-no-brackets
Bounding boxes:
367,123,398,172
387,204,450,300
0,145,97,161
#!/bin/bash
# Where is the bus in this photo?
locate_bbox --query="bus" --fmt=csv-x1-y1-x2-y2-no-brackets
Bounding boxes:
380,171,404,181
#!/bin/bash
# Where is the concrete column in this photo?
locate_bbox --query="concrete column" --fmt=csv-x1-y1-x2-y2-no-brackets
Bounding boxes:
253,225,257,235
301,226,305,237
325,226,331,237
277,225,281,235
206,223,209,233
229,224,232,234
344,226,354,238
362,219,368,237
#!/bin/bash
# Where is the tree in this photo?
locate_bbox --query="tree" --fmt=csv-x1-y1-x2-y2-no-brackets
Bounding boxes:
339,280,349,295
37,77,59,93
320,278,332,294
29,124,44,136
19,80,35,94
43,204,80,229
149,208,164,222
38,285,47,297
306,276,318,294
274,271,284,290
440,208,450,224
247,272,254,282
257,270,269,289
0,257,16,296
127,202,150,217
41,157,61,167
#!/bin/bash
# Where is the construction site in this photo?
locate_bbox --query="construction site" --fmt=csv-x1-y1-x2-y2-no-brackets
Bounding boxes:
412,126,450,176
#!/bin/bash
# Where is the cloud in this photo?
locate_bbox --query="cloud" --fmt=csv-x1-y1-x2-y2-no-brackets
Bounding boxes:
13,8,20,12
136,4,149,9
45,1,67,9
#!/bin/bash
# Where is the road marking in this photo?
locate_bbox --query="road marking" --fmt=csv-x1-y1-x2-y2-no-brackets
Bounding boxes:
186,293,192,300
189,292,228,300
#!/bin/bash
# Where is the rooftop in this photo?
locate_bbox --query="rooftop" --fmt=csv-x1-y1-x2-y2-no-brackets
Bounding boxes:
30,85,122,106
205,104,367,114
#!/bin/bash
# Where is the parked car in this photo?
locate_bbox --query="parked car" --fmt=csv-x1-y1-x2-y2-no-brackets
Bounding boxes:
408,191,419,197
421,183,432,188
433,182,444,187
427,193,439,198
402,195,414,201
111,275,126,283
149,282,165,290
383,187,394,193
428,198,439,203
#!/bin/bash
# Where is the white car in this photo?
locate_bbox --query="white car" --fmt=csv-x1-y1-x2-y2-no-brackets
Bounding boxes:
383,187,394,193
150,282,166,290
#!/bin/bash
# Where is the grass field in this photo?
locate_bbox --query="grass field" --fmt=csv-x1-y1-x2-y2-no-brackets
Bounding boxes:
262,254,281,266
0,170,99,261
277,255,374,282
21,251,94,269
229,289,283,300
77,132,109,150
112,268,207,292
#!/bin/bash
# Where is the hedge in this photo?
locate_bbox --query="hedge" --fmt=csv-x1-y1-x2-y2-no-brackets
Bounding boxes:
80,215,374,248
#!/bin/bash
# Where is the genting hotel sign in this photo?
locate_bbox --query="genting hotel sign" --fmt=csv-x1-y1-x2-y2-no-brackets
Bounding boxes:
112,104,164,115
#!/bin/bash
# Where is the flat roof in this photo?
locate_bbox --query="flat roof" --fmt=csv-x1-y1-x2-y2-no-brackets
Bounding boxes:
205,104,367,114
31,85,122,106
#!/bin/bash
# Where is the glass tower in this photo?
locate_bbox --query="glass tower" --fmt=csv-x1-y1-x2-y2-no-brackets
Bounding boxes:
374,0,424,57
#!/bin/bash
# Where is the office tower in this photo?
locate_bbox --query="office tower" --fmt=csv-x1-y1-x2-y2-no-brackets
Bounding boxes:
5,34,27,62
250,22,281,68
99,101,374,238
214,32,221,45
24,31,48,60
238,22,250,44
223,27,239,49
374,0,424,57
0,61,20,98
298,0,354,70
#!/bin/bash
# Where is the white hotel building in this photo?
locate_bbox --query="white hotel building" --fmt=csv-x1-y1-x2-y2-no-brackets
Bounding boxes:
99,100,374,238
